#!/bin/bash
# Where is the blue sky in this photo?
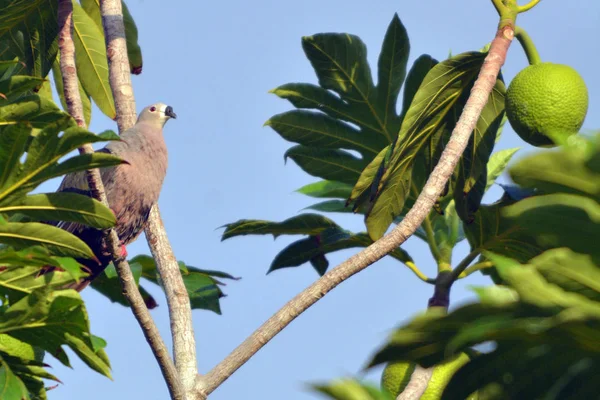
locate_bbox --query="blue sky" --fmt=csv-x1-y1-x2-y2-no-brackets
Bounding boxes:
42,1,600,399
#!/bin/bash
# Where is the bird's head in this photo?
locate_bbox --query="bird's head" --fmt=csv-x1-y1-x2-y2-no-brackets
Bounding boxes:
138,103,177,126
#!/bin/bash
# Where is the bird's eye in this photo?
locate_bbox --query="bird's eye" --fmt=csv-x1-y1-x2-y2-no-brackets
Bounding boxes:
150,106,157,112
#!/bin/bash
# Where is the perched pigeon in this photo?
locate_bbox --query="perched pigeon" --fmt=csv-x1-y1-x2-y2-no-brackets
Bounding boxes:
51,103,176,291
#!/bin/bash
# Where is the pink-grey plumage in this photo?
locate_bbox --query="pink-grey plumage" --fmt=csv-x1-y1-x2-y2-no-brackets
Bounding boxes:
52,103,176,291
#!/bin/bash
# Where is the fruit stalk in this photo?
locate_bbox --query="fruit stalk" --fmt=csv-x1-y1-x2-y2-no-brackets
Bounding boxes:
515,26,542,65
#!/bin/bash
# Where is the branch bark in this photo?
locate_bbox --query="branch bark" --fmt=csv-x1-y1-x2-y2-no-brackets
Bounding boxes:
99,0,198,395
194,23,515,399
397,366,433,400
58,1,185,399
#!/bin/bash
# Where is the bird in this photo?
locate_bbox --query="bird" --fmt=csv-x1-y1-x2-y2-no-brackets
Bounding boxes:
50,103,176,291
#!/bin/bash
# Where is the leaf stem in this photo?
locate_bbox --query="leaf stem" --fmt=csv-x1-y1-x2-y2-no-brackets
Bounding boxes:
458,261,494,278
422,212,444,267
404,260,436,284
517,0,542,13
449,249,481,281
515,26,542,65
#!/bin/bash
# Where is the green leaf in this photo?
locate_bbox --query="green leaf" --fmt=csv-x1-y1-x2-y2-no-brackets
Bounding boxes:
0,124,123,204
510,142,600,202
0,76,45,101
348,146,389,210
454,79,505,222
0,0,59,78
92,256,236,314
0,95,70,128
430,200,463,263
271,14,413,191
529,249,600,303
266,110,380,158
0,289,111,378
79,0,143,75
52,56,92,126
284,146,367,185
72,2,116,119
376,13,409,131
360,52,488,239
295,180,353,199
0,193,116,229
221,213,339,240
485,147,519,191
0,358,29,400
0,222,94,258
121,1,143,74
269,227,413,275
399,54,438,118
0,247,85,303
501,193,600,263
304,200,352,214
367,249,600,399
464,200,548,264
90,265,158,310
312,379,394,400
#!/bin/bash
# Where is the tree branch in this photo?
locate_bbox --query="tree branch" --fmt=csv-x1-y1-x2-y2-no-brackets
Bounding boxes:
57,1,184,399
194,23,515,399
397,366,434,400
99,0,198,395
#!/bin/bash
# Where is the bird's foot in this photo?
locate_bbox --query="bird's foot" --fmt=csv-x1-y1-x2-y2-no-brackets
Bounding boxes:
119,244,128,259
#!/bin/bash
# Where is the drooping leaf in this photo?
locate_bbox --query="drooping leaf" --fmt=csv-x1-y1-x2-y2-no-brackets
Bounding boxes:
0,357,30,400
0,95,70,128
0,0,59,78
0,124,123,205
221,213,339,240
0,222,94,258
269,227,413,275
454,79,506,222
72,2,116,119
1,192,116,229
357,52,489,239
0,76,45,102
89,263,158,310
79,0,143,74
399,54,438,118
91,255,236,314
0,289,111,378
0,246,86,303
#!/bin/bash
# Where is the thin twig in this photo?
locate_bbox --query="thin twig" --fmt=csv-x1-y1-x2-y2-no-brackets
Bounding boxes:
99,0,197,395
194,23,515,399
57,0,185,398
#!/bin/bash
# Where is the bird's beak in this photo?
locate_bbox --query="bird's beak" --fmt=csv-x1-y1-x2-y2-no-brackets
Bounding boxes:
165,106,177,119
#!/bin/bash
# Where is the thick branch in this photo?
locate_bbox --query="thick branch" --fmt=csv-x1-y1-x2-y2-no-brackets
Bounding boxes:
397,366,433,400
146,206,198,389
195,24,515,399
58,1,184,399
99,0,198,394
